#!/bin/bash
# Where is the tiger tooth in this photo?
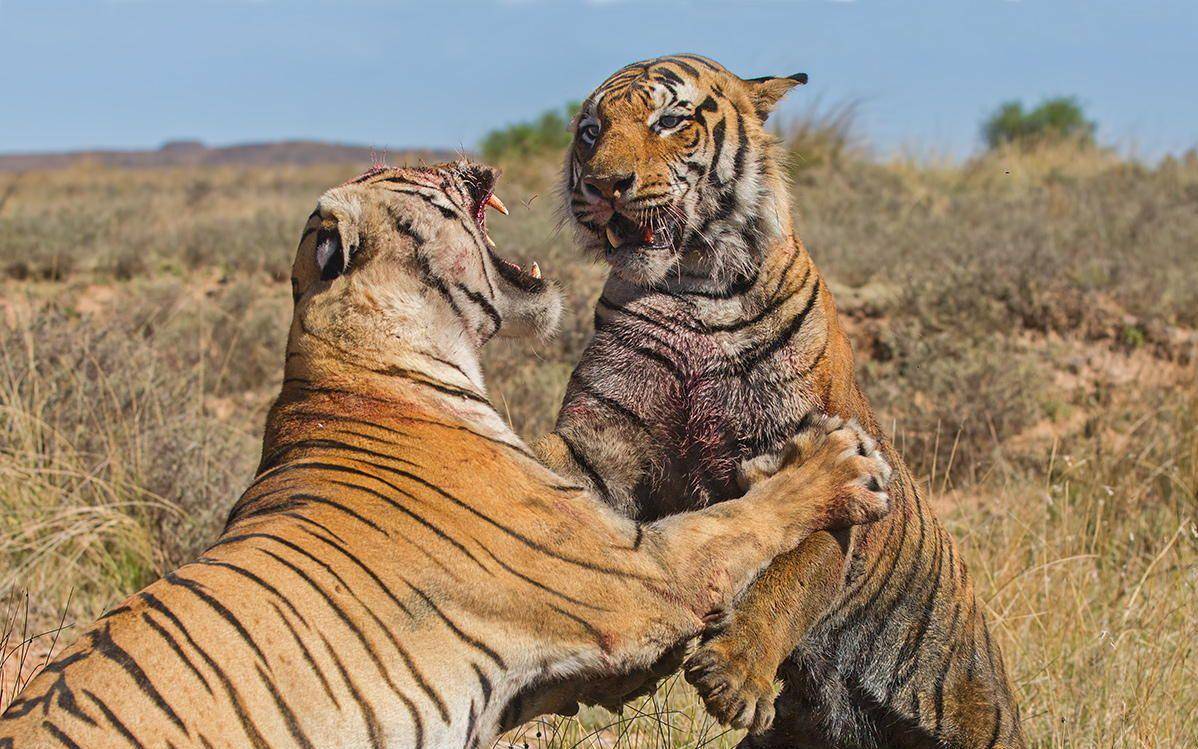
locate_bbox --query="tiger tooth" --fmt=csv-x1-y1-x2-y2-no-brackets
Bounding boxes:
529,261,541,279
485,194,509,215
606,226,622,248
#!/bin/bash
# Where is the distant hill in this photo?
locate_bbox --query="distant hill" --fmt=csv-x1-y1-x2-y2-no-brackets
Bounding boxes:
0,140,461,172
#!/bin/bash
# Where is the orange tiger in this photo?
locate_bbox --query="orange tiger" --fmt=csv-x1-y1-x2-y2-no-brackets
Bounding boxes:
0,161,892,748
536,55,1027,748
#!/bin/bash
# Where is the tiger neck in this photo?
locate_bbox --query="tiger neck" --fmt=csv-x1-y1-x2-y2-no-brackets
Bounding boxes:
261,320,512,463
672,153,795,297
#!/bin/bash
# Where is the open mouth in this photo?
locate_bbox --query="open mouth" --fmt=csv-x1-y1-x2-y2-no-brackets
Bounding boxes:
460,166,545,293
602,212,677,254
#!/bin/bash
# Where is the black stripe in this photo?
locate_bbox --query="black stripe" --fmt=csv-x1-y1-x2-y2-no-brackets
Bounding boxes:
278,510,349,544
291,527,415,617
238,462,489,573
823,495,910,637
163,572,271,667
471,663,493,706
455,282,503,338
421,350,471,381
476,544,610,611
664,58,701,77
194,557,308,626
675,53,722,72
230,491,387,535
577,380,652,435
255,663,316,749
702,264,812,334
708,116,727,179
547,603,610,651
275,409,536,461
884,526,947,699
324,453,647,579
83,689,145,749
416,252,467,321
252,545,427,742
269,600,340,710
401,578,507,668
317,632,385,748
259,436,418,474
366,365,492,406
139,612,215,695
98,604,133,621
986,705,1003,749
137,593,271,749
92,624,187,733
596,294,699,333
736,281,821,370
276,528,451,723
41,722,82,749
560,432,613,504
857,495,930,656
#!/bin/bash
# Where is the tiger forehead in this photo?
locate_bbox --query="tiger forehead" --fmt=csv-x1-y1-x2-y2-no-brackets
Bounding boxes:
590,55,726,112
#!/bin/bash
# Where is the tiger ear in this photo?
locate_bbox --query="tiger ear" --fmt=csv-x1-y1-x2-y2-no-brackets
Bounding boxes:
313,199,362,282
743,73,808,120
315,226,347,281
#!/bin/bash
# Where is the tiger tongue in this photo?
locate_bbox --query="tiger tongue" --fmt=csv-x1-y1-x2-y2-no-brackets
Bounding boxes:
641,225,656,244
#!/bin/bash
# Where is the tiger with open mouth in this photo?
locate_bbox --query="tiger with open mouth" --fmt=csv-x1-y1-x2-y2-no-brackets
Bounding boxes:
0,161,893,749
538,54,1027,749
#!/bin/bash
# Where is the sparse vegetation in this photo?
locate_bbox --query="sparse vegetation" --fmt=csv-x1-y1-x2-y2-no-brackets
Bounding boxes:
982,96,1097,150
1,119,1196,744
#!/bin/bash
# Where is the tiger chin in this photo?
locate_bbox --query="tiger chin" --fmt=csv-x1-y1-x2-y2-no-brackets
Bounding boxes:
540,55,1028,748
0,161,894,749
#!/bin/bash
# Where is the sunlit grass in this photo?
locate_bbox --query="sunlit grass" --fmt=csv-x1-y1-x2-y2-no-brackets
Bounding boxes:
1,137,1196,744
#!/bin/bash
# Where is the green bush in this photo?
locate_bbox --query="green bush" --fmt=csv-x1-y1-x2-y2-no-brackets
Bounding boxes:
480,102,580,161
982,97,1096,149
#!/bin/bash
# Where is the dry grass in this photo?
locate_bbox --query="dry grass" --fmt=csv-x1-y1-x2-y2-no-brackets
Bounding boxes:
0,137,1195,745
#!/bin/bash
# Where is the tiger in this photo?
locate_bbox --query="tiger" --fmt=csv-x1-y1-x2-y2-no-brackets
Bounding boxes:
0,161,894,749
535,54,1028,748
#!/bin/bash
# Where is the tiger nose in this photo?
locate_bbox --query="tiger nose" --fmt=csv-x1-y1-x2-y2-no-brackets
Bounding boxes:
583,173,636,202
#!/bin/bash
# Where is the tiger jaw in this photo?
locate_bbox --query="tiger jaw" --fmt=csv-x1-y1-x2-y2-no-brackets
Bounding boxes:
601,211,678,252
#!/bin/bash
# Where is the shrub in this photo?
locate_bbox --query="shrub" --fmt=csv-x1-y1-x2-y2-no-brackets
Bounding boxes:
982,97,1096,150
777,99,862,174
480,102,580,161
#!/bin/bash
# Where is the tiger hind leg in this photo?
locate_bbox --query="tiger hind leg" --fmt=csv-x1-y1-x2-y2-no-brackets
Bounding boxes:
739,626,1027,749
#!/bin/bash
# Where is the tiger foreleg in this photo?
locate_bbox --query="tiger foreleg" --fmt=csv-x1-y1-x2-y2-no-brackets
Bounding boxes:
685,532,845,734
588,417,890,718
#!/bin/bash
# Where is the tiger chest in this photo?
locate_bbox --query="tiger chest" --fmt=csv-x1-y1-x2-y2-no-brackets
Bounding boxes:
668,342,795,508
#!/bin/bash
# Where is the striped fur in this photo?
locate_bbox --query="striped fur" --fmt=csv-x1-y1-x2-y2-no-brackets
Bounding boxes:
538,55,1027,748
0,162,893,748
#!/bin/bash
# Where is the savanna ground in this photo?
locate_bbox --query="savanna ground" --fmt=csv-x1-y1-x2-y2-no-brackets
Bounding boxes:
1,128,1196,746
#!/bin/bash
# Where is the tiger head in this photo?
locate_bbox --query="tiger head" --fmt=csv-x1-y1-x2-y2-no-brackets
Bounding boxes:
289,162,561,367
566,54,805,288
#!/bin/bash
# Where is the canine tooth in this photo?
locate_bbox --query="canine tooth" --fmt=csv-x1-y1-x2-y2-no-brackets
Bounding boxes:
529,261,541,279
485,194,509,215
606,226,622,248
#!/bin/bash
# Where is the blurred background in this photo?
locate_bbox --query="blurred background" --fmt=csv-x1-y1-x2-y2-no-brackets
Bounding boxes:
1,1,1196,746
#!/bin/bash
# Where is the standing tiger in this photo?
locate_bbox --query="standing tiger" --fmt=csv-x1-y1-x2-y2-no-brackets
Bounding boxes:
0,162,893,748
536,54,1027,748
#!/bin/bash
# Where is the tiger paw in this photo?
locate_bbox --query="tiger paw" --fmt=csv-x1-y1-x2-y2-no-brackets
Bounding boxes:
738,414,893,531
685,632,778,734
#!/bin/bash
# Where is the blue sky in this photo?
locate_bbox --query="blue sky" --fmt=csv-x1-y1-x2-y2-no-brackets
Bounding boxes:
2,0,1194,157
